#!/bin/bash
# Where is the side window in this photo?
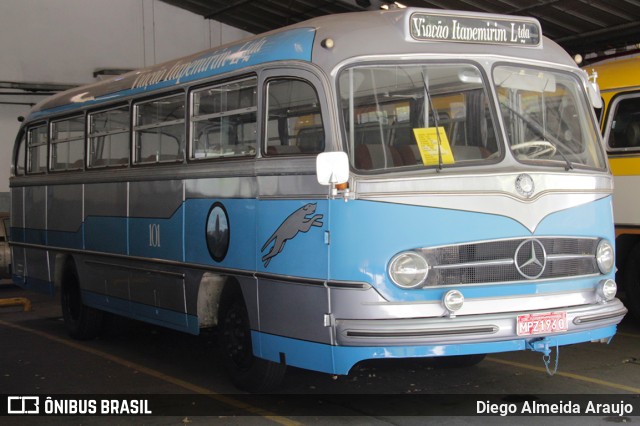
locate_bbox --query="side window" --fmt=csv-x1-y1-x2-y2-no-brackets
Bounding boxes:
15,133,26,176
607,95,640,152
50,116,84,171
134,93,185,164
89,106,130,168
265,79,324,156
191,77,257,160
27,124,48,174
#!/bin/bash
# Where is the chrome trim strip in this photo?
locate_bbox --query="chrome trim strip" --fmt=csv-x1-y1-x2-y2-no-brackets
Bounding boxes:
431,254,593,271
346,325,498,338
432,258,513,270
547,254,595,261
83,260,186,279
573,307,628,325
255,272,326,286
416,235,599,252
327,281,372,290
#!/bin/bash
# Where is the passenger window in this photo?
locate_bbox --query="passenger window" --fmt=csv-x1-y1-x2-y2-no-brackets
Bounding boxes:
89,106,130,168
50,116,84,171
134,93,185,164
608,95,640,151
265,79,324,156
27,124,48,174
191,77,257,160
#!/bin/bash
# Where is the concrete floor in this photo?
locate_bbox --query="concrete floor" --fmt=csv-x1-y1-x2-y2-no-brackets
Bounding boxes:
1,279,639,425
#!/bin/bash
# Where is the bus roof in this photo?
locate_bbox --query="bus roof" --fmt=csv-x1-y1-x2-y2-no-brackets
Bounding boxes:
587,54,640,92
27,7,574,122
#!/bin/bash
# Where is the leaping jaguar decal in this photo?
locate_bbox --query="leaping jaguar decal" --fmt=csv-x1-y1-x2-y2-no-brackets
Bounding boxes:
261,203,324,267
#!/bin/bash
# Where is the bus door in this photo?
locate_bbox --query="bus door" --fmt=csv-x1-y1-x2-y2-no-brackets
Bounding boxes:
255,68,334,353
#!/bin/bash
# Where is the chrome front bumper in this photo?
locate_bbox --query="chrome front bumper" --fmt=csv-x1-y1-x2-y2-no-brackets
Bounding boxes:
335,299,627,346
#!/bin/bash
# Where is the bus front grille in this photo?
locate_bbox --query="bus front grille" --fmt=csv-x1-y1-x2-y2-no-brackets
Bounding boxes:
420,237,600,286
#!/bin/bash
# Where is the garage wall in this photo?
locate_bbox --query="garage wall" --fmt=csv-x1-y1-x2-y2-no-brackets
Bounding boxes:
0,0,252,212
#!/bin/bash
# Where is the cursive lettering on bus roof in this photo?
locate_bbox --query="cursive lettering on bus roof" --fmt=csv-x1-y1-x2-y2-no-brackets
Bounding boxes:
132,38,268,89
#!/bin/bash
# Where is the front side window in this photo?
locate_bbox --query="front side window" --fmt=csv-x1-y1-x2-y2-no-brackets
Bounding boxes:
265,79,324,156
339,63,500,171
494,65,606,169
605,94,640,152
50,116,84,171
89,106,130,168
27,124,48,174
134,93,185,164
191,77,257,159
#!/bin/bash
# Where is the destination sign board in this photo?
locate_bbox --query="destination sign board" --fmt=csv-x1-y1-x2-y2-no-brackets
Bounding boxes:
409,12,541,46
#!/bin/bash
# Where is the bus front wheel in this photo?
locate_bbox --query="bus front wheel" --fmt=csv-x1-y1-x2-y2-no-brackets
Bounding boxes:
218,285,286,392
60,263,103,340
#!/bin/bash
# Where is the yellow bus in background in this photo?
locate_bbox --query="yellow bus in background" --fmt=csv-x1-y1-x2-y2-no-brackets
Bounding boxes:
589,54,640,319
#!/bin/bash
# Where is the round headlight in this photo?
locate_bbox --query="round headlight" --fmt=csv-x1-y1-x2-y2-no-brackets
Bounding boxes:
596,279,617,302
596,240,614,274
443,289,464,312
388,251,429,288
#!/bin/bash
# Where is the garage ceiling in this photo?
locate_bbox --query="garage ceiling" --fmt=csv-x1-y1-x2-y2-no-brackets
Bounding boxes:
160,0,640,61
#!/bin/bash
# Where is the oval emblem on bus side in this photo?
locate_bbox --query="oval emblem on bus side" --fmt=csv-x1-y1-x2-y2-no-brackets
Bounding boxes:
206,202,230,262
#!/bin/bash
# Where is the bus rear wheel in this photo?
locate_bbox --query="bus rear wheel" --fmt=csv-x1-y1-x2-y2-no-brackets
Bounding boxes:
60,262,103,340
218,286,286,392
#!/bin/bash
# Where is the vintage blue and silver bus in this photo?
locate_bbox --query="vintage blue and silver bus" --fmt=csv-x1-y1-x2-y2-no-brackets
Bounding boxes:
10,8,626,391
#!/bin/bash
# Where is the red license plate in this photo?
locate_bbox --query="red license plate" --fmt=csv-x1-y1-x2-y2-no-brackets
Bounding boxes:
516,311,568,336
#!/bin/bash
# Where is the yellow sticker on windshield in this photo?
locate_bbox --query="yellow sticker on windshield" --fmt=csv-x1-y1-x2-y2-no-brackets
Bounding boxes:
413,127,455,166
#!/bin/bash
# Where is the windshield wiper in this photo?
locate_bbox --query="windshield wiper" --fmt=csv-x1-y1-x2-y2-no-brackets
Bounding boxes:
422,72,443,171
500,101,574,171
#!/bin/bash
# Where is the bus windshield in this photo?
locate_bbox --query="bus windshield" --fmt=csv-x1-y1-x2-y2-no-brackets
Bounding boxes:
494,65,606,170
339,63,501,171
339,63,606,172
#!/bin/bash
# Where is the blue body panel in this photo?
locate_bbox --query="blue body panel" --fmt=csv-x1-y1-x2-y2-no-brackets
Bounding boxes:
328,196,615,301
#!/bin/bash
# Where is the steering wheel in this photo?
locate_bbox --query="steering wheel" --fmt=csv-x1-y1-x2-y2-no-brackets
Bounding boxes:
510,141,557,158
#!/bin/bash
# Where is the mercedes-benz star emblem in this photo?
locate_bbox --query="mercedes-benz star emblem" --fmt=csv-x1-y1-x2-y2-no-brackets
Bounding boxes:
515,174,535,198
514,239,547,279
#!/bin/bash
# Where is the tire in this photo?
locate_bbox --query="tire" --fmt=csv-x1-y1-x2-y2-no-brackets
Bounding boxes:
623,244,640,321
218,285,286,392
430,354,486,368
60,262,103,340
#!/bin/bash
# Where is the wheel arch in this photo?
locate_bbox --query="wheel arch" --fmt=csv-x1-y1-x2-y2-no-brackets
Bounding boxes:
197,273,242,329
